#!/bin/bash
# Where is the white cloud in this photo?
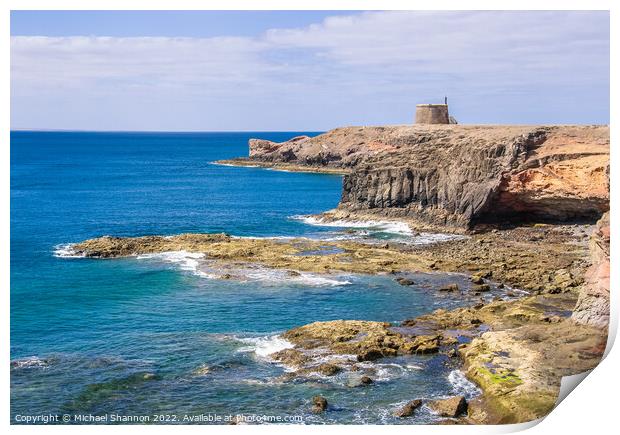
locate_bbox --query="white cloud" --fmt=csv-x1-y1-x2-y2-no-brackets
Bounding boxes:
11,36,269,93
10,11,609,130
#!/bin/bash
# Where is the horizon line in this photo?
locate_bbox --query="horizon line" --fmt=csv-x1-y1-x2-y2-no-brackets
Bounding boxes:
10,122,611,134
10,128,328,133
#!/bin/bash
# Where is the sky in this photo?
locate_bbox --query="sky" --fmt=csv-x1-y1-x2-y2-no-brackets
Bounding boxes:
10,10,610,131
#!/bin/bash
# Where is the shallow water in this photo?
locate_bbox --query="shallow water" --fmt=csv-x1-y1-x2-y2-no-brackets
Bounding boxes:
11,131,488,424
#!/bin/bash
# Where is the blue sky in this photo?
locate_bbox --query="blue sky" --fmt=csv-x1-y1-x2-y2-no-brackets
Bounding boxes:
11,10,610,131
10,11,355,38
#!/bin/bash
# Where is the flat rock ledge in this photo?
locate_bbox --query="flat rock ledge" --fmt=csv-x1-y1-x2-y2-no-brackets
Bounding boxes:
281,320,443,362
65,219,608,424
69,221,589,293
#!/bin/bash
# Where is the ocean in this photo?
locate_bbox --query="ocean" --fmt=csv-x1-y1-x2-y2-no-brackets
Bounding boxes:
10,131,485,424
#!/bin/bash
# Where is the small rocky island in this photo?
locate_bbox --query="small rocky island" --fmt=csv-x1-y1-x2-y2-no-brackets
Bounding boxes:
72,121,610,424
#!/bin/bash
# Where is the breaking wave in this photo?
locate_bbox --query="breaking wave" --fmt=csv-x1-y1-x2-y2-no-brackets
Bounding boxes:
53,244,84,258
136,251,209,277
235,335,294,359
198,262,352,287
291,215,466,245
448,369,482,399
292,215,414,236
11,356,50,370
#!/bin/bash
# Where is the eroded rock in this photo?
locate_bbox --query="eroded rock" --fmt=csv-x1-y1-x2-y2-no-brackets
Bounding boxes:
316,363,341,376
428,396,468,418
312,396,328,413
439,283,459,292
572,212,610,328
394,399,422,417
282,320,441,362
270,348,310,368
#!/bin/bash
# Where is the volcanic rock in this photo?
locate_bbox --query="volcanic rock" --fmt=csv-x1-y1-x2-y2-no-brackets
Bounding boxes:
428,396,468,417
394,399,423,417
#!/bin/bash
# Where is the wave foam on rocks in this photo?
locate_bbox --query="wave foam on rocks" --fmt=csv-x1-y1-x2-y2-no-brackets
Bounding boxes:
448,369,482,399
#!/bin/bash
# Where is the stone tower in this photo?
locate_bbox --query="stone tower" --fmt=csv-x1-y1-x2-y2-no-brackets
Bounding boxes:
415,103,450,124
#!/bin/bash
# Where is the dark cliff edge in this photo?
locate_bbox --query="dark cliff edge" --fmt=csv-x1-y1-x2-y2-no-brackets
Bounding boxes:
232,125,609,231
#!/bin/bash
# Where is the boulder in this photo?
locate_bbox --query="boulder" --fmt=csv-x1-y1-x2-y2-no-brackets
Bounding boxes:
472,284,491,292
357,348,384,362
360,376,374,385
347,374,374,387
470,275,485,284
316,363,341,376
393,399,422,417
400,335,440,354
428,396,468,417
312,396,328,413
439,284,460,292
396,277,415,286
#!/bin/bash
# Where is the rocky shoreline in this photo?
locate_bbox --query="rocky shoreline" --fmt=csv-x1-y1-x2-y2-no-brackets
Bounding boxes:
63,124,610,424
66,215,608,423
215,158,350,175
216,124,610,423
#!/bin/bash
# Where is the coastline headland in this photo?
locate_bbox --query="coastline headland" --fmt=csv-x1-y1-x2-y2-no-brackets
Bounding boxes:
72,123,609,424
218,125,609,232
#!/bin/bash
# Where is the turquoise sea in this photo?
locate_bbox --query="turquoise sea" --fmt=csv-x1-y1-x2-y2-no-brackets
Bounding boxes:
11,131,497,424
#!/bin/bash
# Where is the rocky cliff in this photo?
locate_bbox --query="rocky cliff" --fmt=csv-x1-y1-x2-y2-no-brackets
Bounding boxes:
244,125,609,230
572,212,610,328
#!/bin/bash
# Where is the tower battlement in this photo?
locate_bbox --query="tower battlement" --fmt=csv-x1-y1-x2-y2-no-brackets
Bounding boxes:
415,104,450,124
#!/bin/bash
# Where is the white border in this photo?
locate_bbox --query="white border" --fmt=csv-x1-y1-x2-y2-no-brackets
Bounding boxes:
3,1,616,434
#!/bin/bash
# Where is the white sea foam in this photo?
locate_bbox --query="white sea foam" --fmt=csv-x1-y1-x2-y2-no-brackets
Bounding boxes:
133,250,350,286
236,335,294,359
355,361,409,381
136,251,209,277
406,232,467,245
292,215,467,245
406,363,424,370
448,369,482,398
230,235,302,241
273,271,351,287
209,162,260,168
264,167,291,172
311,353,357,364
200,262,352,287
11,356,49,369
292,215,414,236
53,244,84,258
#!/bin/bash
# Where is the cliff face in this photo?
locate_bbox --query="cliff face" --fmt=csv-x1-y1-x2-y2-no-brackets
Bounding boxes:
572,212,610,329
248,125,609,229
